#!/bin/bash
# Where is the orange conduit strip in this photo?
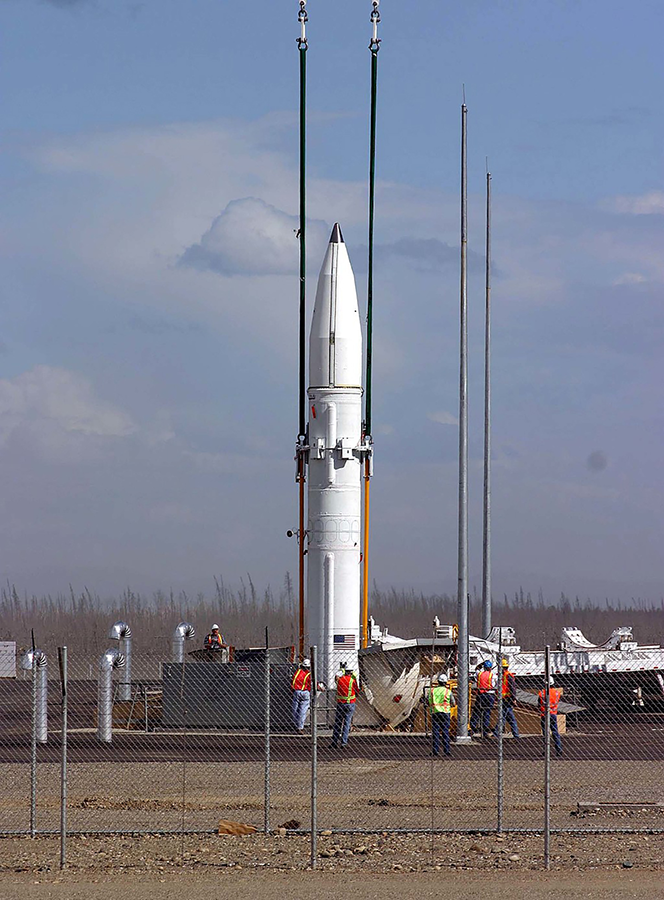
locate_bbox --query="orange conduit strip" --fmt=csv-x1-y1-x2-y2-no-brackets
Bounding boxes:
298,466,306,660
361,457,371,649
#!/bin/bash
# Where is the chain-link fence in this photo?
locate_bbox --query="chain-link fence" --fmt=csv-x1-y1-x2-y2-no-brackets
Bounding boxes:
1,635,662,872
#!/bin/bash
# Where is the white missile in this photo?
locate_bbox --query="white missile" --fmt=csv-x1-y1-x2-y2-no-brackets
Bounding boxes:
307,224,363,685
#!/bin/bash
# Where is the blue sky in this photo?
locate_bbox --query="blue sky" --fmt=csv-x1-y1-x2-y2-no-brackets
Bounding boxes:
0,0,662,609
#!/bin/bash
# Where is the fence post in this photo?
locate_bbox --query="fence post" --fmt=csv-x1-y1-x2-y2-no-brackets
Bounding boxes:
30,652,37,838
310,644,317,870
179,645,187,860
264,627,270,834
544,644,551,870
496,637,503,833
58,647,68,869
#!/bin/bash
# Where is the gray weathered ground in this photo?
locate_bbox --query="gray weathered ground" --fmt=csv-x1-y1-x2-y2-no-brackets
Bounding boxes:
0,833,663,900
2,753,662,833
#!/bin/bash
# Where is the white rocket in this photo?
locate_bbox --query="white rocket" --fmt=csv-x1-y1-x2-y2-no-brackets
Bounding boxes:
307,224,363,685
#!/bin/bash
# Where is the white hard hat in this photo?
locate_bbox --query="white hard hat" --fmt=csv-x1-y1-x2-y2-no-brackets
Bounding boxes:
302,658,311,667
437,673,448,684
548,676,555,686
212,624,219,630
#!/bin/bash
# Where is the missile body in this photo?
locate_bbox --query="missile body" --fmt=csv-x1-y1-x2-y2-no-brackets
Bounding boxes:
307,224,363,685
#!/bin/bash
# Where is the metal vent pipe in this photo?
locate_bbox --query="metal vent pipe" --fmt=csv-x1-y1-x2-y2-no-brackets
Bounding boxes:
109,621,132,701
172,622,196,662
97,649,126,743
21,649,48,743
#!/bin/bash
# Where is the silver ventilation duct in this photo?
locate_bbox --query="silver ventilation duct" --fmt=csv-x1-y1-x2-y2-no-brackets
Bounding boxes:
109,621,132,701
21,649,48,743
97,649,126,743
172,622,196,663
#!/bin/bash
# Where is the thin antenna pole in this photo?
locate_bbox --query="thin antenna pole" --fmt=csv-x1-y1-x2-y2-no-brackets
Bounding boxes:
365,5,379,436
482,170,492,639
362,1,381,649
296,1,308,660
297,7,307,440
456,103,471,744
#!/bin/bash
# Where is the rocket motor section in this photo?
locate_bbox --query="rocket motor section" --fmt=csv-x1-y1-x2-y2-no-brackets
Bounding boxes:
307,386,363,685
306,224,366,686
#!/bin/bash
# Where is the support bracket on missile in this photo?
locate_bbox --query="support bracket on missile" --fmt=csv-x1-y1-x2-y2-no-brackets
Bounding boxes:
309,438,324,460
295,437,309,480
357,436,374,475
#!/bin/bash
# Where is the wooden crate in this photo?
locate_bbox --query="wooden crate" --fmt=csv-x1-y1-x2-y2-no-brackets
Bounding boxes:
92,693,163,730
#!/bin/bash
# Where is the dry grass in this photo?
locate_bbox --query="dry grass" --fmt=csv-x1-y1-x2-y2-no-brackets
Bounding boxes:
1,580,661,660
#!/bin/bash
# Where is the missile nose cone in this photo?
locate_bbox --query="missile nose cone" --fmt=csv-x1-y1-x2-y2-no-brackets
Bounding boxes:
309,221,361,388
330,223,344,244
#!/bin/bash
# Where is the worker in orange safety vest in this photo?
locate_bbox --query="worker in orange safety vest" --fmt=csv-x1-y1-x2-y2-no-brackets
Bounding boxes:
204,624,225,650
330,663,357,750
539,676,563,756
291,658,312,732
492,658,520,739
469,660,497,738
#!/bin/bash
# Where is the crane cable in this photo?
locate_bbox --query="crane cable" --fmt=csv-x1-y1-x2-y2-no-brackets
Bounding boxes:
362,1,380,649
296,0,308,660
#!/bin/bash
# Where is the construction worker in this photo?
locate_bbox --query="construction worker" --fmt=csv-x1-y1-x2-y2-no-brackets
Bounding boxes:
427,673,455,757
492,658,520,739
469,660,496,738
539,676,563,757
330,663,357,749
291,658,312,732
204,624,225,650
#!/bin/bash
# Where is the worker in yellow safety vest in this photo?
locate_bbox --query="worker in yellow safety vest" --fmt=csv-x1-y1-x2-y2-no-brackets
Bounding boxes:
427,673,456,757
291,658,312,733
330,663,357,750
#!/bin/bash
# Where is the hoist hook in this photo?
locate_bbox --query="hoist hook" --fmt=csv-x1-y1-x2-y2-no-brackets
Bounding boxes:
369,0,381,53
297,0,308,50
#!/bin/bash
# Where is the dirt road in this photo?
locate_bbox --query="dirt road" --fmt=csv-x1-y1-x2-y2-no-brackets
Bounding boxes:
0,870,662,900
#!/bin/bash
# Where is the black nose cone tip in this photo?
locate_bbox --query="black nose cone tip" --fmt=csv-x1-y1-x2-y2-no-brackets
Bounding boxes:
330,223,344,244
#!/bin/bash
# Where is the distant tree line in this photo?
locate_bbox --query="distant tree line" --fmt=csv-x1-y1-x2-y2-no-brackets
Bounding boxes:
1,578,661,661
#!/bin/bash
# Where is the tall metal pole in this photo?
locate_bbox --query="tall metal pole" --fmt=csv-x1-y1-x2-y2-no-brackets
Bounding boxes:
30,653,37,837
544,645,551,870
296,0,308,660
264,627,271,835
456,103,471,744
482,170,492,639
58,647,68,869
496,636,503,833
310,645,318,869
362,1,381,649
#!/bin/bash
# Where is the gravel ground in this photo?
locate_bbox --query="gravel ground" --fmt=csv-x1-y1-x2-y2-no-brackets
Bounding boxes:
0,829,661,876
0,871,663,900
0,872,663,900
2,756,663,833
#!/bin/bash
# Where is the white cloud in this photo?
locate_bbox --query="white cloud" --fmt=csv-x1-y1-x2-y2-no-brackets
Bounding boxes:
179,197,328,276
0,366,135,450
4,116,664,597
608,191,664,215
613,272,647,285
428,410,458,426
